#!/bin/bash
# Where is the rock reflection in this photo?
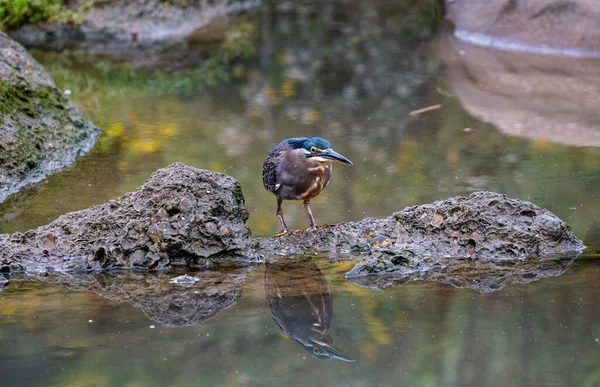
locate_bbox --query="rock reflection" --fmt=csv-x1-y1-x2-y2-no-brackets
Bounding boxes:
443,33,600,147
348,256,578,293
264,256,354,362
10,269,248,326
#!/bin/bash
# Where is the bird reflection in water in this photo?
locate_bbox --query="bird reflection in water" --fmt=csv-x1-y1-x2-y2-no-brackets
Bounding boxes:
264,255,355,362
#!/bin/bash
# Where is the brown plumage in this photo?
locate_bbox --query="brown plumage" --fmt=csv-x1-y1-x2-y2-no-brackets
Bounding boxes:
262,137,352,235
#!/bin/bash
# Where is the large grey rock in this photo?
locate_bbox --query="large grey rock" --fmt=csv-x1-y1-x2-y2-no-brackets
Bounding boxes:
0,163,256,272
0,32,99,202
258,191,584,261
446,0,600,53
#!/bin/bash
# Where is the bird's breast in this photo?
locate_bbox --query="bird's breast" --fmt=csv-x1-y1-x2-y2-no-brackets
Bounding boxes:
299,164,331,200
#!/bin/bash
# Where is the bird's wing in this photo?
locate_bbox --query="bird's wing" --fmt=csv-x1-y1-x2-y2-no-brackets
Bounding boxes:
262,145,283,193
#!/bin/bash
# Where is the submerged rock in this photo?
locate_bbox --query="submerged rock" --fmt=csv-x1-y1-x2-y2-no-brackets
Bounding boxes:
0,164,584,275
0,163,256,272
0,32,99,202
9,269,248,326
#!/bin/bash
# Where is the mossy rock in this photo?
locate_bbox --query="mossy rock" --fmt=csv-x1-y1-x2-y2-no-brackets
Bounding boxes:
0,31,99,202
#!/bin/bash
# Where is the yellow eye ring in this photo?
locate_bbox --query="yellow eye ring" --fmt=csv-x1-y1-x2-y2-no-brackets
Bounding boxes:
310,146,317,154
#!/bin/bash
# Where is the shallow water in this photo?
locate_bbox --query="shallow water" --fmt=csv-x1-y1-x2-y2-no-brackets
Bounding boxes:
1,257,599,387
1,2,600,385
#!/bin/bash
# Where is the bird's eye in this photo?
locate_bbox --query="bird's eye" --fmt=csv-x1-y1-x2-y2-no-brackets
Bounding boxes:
310,146,317,154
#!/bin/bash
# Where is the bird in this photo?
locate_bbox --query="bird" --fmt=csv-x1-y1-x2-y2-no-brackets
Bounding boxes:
262,137,352,236
264,255,355,362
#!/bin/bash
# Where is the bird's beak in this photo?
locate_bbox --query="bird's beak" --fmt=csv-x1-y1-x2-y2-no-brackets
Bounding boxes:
320,149,353,165
311,340,356,362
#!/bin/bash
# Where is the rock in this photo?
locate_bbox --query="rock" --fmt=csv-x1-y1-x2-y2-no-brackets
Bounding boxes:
0,164,584,275
10,269,248,326
9,0,260,70
442,33,600,147
258,191,584,261
170,274,200,285
346,255,578,293
0,32,99,202
446,0,600,53
0,163,256,272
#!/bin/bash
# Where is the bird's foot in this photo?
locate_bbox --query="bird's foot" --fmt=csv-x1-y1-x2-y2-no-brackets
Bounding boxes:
319,224,330,229
292,229,304,234
305,225,318,232
274,228,292,238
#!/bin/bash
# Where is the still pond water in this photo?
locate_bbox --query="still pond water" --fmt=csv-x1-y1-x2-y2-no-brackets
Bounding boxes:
1,8,600,386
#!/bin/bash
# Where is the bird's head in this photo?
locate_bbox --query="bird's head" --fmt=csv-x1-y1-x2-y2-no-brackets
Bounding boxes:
286,137,353,165
295,339,355,362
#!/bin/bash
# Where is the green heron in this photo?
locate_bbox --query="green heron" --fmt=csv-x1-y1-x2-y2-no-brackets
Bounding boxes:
262,137,352,235
265,256,355,362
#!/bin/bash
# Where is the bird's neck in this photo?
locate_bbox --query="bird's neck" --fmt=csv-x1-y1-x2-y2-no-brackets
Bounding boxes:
306,159,331,174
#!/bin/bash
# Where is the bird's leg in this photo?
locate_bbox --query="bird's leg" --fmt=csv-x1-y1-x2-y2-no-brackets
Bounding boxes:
275,199,291,237
304,199,318,232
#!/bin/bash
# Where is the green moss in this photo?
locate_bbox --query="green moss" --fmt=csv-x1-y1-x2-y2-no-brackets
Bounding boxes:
0,0,62,30
0,78,83,174
0,0,110,31
0,80,68,117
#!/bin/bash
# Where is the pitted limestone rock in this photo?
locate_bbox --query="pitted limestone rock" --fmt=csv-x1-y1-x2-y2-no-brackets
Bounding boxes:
0,165,584,274
0,163,255,272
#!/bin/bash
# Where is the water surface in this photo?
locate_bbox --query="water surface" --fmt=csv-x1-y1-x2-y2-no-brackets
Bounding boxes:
1,3,600,386
1,257,599,387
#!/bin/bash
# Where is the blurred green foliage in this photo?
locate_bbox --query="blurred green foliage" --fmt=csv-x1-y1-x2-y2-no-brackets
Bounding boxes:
28,19,258,95
0,0,62,30
0,0,106,31
194,20,258,86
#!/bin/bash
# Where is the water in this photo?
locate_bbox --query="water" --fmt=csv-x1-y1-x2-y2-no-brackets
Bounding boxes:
1,2,600,386
1,258,599,386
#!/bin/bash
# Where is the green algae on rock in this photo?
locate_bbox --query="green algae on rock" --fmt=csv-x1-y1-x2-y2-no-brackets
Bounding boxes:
0,31,99,202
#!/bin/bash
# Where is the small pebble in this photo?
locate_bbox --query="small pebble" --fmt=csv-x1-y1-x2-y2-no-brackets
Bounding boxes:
170,274,199,285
